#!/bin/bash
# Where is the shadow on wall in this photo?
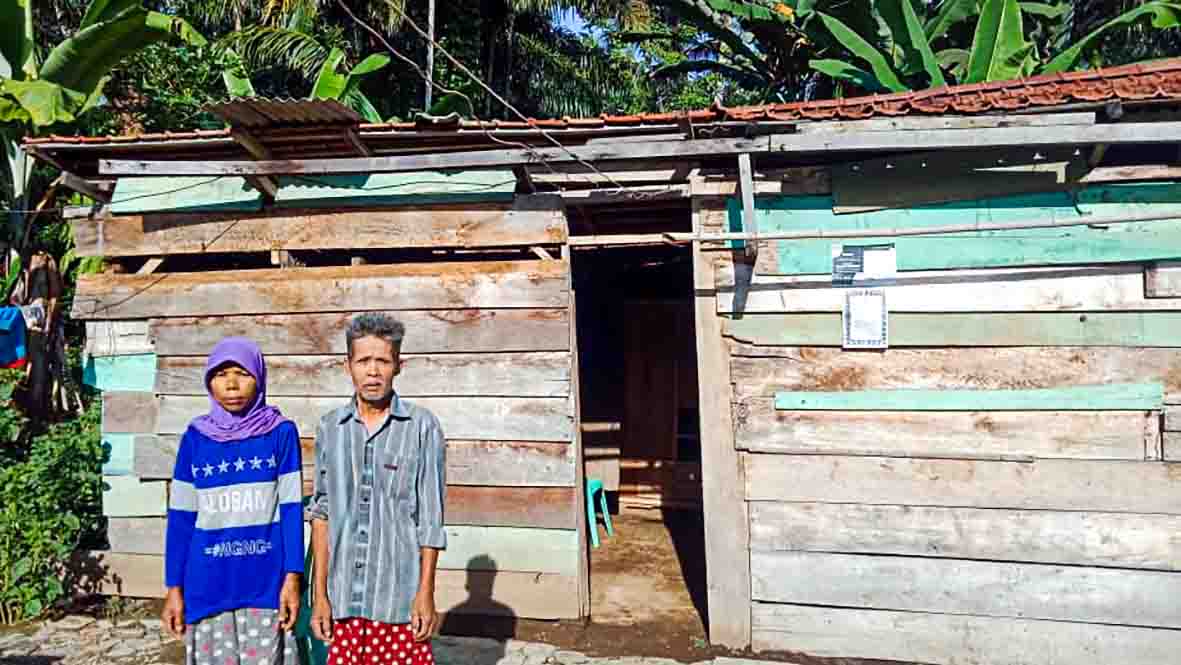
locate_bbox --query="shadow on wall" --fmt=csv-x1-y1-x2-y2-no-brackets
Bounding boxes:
436,555,517,663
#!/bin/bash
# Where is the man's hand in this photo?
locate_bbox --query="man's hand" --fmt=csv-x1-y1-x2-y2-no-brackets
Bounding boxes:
410,590,438,642
311,598,333,642
162,587,185,639
278,573,301,632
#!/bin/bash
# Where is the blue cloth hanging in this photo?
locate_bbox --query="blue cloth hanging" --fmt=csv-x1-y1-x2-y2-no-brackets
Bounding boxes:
0,307,27,369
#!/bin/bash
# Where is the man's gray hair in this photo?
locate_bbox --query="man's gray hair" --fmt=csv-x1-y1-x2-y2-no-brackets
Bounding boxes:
346,313,406,356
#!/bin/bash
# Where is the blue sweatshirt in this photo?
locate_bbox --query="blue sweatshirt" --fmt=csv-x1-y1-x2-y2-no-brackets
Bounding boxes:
165,421,304,624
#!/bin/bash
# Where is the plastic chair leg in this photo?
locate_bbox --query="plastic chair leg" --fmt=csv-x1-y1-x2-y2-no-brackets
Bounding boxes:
599,488,614,537
587,486,601,548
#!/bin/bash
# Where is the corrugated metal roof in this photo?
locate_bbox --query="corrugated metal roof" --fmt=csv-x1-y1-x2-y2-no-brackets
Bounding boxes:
23,58,1181,153
204,97,363,128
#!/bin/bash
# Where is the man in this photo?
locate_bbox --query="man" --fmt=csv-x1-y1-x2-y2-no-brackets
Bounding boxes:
308,313,447,665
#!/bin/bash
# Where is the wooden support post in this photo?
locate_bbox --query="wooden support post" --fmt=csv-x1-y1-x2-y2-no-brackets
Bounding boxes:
344,128,373,157
514,166,537,194
563,243,590,619
738,153,757,261
60,171,113,204
531,246,554,261
691,197,752,648
270,249,294,267
350,256,369,267
1089,144,1109,168
136,257,164,275
230,128,280,198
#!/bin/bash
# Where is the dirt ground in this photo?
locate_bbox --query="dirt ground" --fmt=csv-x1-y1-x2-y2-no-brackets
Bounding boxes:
441,510,918,665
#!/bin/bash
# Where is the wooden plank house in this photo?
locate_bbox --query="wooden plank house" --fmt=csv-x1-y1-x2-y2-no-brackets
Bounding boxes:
28,59,1181,663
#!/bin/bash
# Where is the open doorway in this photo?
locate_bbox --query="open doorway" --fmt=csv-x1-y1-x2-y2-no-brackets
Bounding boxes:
571,241,708,639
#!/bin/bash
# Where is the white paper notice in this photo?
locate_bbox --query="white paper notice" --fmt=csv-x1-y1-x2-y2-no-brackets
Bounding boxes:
843,289,888,349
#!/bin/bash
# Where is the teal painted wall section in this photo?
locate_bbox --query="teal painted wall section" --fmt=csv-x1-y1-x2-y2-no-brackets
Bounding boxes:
84,353,157,392
102,433,136,476
274,171,517,208
775,383,1164,411
725,312,1181,347
111,177,262,214
728,182,1181,274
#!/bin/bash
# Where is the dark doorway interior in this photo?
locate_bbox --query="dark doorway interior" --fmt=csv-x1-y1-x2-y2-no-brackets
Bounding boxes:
571,243,708,633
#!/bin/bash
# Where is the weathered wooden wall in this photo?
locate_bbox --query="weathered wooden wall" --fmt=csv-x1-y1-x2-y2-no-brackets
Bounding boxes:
75,193,583,620
695,177,1181,663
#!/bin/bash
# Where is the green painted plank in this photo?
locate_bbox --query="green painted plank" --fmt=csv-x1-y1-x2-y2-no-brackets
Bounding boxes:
111,176,261,214
274,171,517,208
725,312,1181,347
774,383,1163,411
83,353,157,392
438,526,578,575
101,433,136,476
102,476,167,517
729,183,1181,274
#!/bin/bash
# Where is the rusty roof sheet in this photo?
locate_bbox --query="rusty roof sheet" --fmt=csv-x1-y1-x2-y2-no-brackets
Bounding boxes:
24,58,1181,150
204,97,363,128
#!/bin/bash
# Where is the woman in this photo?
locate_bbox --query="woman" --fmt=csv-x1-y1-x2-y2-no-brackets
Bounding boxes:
162,337,305,665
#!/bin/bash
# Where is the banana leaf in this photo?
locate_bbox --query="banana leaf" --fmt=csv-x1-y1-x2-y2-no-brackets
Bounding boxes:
809,58,891,92
40,5,206,99
878,0,947,86
0,0,36,80
965,0,1033,83
923,0,977,41
310,47,348,100
0,79,88,127
815,11,908,92
1041,2,1181,74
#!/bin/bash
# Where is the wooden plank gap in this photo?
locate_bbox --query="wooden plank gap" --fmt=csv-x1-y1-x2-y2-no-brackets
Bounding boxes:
514,166,537,193
135,257,164,275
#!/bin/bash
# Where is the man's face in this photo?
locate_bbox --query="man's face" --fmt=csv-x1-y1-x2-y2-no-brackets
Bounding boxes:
346,335,401,404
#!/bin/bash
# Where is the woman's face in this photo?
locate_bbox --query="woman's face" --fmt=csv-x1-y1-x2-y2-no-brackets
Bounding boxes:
209,363,258,414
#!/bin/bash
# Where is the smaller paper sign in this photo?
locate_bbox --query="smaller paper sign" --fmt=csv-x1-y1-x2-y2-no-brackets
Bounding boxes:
832,243,897,286
843,288,888,349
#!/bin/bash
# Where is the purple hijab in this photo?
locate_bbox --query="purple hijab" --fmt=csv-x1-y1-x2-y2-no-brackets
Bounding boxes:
189,337,291,442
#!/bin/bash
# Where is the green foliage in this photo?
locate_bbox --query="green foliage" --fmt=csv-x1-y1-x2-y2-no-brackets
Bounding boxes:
966,0,1033,83
0,375,102,625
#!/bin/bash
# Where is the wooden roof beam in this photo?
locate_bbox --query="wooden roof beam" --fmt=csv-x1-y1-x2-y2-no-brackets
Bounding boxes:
229,128,280,199
60,171,113,204
343,128,373,157
100,122,1181,177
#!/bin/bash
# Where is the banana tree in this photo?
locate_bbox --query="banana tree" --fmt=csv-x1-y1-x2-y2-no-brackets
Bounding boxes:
0,0,206,250
809,0,1181,93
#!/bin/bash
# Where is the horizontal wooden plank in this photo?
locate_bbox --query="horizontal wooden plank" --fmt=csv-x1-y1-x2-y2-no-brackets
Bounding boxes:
439,526,577,575
725,312,1181,347
1166,432,1181,462
106,518,166,555
101,433,135,476
741,184,1181,275
82,354,156,392
150,309,570,356
736,399,1156,460
1167,406,1181,431
718,264,1181,314
64,551,579,618
75,196,566,257
102,391,160,434
85,321,153,357
73,260,569,319
749,502,1181,571
156,395,572,441
110,176,261,214
743,454,1181,514
1146,261,1181,298
774,383,1163,411
437,570,579,619
446,487,575,529
156,353,570,398
102,476,167,517
271,171,517,208
795,112,1095,134
751,550,1181,628
751,603,1181,665
140,435,576,486
447,440,575,486
132,434,179,479
728,346,1181,401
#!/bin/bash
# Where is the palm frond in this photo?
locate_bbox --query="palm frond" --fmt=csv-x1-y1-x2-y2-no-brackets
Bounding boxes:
219,26,329,81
